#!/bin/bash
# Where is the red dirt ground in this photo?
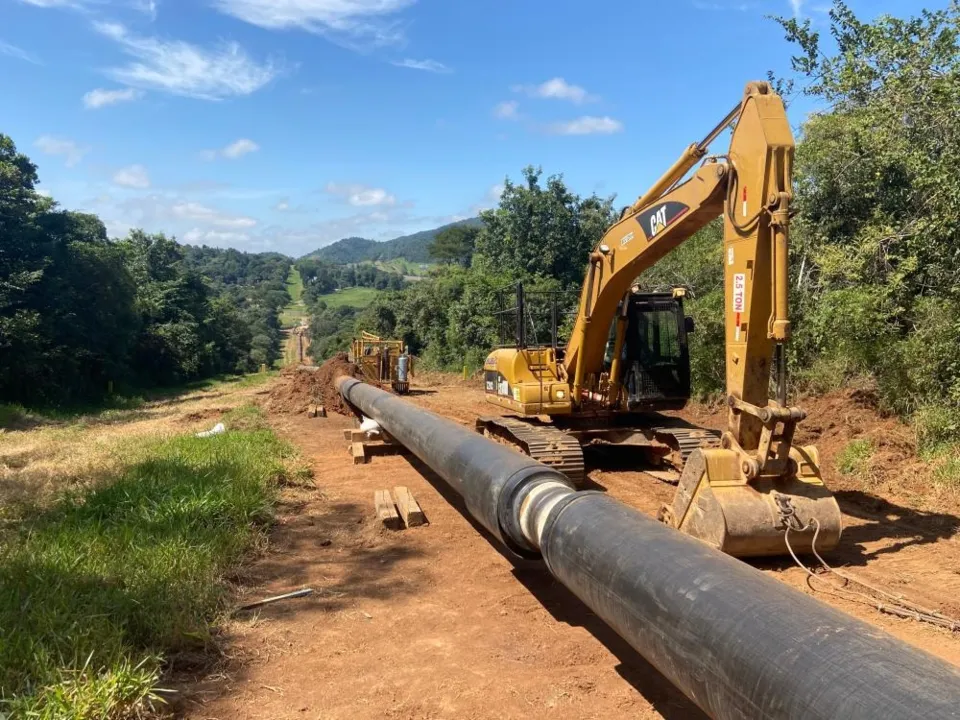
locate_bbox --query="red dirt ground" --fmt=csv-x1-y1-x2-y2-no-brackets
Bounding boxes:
183,378,960,720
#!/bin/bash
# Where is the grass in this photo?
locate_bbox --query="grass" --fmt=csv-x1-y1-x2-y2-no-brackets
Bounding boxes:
914,405,960,455
836,438,874,477
0,404,298,718
280,264,307,329
0,373,277,432
933,454,960,488
373,258,431,276
316,286,379,309
285,263,304,303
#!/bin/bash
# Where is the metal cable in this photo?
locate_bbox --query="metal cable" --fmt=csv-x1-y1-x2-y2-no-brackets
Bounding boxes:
784,519,960,632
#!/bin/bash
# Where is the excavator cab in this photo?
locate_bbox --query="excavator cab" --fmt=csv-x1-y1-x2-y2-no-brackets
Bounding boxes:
618,291,693,411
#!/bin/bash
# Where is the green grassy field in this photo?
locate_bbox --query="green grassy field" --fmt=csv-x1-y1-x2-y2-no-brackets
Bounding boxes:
280,265,307,328
0,403,300,718
316,286,379,309
374,258,431,276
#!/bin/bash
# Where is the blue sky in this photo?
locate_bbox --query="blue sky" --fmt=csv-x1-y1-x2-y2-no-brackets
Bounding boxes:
0,0,936,257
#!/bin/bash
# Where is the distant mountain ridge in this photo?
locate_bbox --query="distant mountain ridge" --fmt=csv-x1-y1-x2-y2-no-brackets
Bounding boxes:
303,217,482,264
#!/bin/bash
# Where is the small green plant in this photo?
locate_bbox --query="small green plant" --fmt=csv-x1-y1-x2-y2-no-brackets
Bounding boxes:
932,454,960,489
836,438,874,477
0,403,32,429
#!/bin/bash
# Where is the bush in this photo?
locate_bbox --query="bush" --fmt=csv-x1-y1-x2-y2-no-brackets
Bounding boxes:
686,290,725,400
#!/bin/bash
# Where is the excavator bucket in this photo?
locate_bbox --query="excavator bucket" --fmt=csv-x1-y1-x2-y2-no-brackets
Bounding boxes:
658,446,842,558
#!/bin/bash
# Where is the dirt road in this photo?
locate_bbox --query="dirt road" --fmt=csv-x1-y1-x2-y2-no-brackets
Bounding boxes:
186,377,960,719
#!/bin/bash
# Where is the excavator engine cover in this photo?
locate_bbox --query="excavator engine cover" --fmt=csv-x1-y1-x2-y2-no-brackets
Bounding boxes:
659,446,842,557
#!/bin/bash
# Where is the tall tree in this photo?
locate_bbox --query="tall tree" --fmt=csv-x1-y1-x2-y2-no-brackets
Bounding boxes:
428,225,479,267
473,167,616,289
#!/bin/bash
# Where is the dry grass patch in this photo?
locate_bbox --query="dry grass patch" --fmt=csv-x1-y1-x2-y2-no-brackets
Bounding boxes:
0,375,275,518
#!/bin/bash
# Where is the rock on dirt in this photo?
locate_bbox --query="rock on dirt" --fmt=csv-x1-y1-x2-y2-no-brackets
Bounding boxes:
266,353,363,416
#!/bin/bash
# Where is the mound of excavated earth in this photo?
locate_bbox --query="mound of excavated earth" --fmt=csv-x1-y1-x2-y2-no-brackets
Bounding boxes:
267,353,363,416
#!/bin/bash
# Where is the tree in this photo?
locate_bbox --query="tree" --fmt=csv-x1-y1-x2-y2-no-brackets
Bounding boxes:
773,1,960,416
428,225,479,267
473,166,616,290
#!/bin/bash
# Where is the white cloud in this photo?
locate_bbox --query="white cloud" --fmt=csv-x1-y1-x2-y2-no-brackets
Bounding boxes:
493,100,519,120
515,78,595,104
325,182,396,207
19,0,159,13
17,0,78,6
35,135,88,167
213,0,415,47
201,138,260,160
112,164,151,189
488,184,505,203
132,0,158,19
171,201,257,228
83,87,143,109
224,138,260,158
391,58,451,73
94,21,280,100
275,199,290,211
0,39,41,64
546,116,623,136
789,0,802,16
36,187,52,198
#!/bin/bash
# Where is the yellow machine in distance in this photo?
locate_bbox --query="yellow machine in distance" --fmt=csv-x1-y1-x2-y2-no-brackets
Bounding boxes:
480,81,843,558
351,332,413,395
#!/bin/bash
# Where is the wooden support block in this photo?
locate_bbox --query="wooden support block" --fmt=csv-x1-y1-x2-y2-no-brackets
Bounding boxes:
375,490,402,530
393,486,426,527
351,442,368,465
343,428,373,442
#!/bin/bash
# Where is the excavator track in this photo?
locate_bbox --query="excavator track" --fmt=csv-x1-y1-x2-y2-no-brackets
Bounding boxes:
476,416,585,485
651,425,723,469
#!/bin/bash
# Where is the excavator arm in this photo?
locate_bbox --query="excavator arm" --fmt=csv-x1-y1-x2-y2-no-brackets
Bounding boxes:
565,81,794,460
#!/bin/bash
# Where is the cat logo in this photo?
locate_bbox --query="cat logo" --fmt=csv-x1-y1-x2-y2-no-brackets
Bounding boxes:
650,206,668,236
636,201,690,241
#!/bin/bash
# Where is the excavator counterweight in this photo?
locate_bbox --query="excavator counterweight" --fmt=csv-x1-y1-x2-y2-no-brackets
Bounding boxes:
480,81,842,558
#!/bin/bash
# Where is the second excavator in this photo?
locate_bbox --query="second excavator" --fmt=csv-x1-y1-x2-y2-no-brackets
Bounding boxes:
478,81,842,558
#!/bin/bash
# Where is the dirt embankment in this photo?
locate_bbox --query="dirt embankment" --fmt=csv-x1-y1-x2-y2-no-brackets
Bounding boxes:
266,353,363,416
679,389,952,520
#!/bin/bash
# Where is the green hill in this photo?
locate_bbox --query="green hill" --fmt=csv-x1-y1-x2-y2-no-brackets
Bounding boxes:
304,218,482,264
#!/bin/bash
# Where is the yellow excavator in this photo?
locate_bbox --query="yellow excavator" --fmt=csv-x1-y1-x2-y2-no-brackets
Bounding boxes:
478,81,842,558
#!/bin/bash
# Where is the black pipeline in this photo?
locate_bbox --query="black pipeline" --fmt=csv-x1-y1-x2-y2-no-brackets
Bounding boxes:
337,376,960,719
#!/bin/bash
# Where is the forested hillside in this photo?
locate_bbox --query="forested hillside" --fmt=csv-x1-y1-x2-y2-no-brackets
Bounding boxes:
305,218,482,264
0,136,290,406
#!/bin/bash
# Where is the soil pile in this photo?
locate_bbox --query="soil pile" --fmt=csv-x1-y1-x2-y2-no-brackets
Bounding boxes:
267,353,363,416
678,389,945,514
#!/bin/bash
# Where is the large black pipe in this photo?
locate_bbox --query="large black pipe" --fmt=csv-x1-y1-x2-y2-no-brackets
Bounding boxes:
540,492,960,719
338,376,960,719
